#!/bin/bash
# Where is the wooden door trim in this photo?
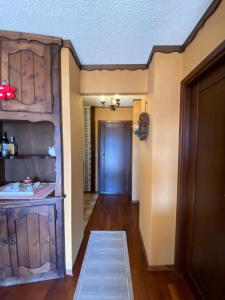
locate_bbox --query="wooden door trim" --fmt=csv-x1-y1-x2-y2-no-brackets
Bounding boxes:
175,39,225,272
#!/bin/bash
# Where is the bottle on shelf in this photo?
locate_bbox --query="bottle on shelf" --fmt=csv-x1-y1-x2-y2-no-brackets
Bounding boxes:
8,137,18,156
1,132,9,157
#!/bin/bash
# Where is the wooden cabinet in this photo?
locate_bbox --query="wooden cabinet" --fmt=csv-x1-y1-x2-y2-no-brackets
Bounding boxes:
0,198,64,286
0,40,53,113
0,31,65,286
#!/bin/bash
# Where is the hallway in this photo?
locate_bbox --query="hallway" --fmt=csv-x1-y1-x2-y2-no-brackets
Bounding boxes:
0,195,195,300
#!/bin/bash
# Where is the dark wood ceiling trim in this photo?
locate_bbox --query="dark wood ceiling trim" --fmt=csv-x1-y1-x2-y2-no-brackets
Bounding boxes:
0,0,221,71
146,45,183,67
182,0,222,50
63,39,81,69
81,64,147,71
146,0,222,68
0,29,62,45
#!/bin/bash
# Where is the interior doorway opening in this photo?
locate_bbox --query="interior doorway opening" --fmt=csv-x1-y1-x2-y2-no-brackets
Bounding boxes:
82,94,144,226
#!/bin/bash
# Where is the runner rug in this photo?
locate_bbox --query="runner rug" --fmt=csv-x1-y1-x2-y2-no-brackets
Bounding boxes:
74,231,134,300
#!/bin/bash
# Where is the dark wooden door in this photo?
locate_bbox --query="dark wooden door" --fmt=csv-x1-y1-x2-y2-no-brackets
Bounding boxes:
7,204,57,282
183,59,225,299
98,121,132,194
0,40,52,113
0,209,12,283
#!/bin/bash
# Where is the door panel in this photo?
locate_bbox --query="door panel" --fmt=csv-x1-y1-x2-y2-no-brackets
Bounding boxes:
0,209,12,282
99,121,132,194
184,59,225,299
7,205,57,279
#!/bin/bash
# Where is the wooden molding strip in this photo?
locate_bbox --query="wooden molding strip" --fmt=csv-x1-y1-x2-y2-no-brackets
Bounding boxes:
81,64,147,71
146,0,222,67
182,0,222,49
146,45,183,67
0,0,221,71
0,29,62,46
63,40,81,69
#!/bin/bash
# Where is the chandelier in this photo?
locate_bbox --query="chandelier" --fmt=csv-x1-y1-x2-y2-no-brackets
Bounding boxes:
100,96,120,111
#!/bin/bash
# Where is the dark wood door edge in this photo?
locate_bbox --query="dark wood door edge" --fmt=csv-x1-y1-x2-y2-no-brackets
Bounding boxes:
90,106,96,193
175,39,225,272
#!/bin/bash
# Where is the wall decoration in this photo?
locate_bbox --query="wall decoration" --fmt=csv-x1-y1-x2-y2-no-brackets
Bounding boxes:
83,106,92,191
134,112,150,140
0,81,16,100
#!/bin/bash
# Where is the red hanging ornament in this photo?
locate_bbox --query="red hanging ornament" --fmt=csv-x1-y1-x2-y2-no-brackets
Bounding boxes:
5,85,15,99
0,82,16,100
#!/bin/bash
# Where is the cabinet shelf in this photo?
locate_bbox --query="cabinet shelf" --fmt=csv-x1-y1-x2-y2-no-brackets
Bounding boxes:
0,155,56,160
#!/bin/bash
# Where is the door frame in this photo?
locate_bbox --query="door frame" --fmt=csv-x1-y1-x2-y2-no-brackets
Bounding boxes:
175,40,225,273
98,120,132,194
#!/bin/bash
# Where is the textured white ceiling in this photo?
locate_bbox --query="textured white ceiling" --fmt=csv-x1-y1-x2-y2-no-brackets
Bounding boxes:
0,0,213,64
83,95,143,107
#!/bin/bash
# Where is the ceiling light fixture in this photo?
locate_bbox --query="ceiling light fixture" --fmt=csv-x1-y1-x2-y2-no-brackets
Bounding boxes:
100,96,120,111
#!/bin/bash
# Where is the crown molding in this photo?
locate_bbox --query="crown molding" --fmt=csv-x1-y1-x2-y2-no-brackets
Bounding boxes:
81,64,147,71
63,39,81,69
0,29,62,45
0,0,221,71
146,45,183,67
182,0,222,49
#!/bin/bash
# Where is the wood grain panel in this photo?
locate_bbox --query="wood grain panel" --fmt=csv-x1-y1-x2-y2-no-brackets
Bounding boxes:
39,214,50,265
27,213,41,269
16,216,29,268
0,209,12,279
43,46,52,113
9,52,22,100
21,50,35,105
0,46,9,80
34,54,45,104
48,205,56,270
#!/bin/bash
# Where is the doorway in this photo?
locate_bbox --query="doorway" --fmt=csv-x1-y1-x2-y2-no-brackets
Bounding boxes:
98,121,132,194
176,43,225,299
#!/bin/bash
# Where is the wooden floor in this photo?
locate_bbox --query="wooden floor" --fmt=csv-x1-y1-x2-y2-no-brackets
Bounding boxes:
0,195,195,300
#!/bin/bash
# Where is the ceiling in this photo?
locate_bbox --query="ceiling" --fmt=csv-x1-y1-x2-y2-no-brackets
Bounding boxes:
83,95,143,107
0,0,213,65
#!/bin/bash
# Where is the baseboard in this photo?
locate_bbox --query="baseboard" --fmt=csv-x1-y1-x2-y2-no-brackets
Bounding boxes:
148,265,175,271
131,200,139,204
138,227,175,272
66,269,73,276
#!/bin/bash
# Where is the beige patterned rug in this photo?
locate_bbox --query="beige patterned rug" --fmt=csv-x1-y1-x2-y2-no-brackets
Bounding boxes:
84,193,98,227
74,231,134,300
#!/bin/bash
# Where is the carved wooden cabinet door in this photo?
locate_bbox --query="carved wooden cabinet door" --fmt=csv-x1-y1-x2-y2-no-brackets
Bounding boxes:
0,209,12,284
0,40,53,113
7,205,57,281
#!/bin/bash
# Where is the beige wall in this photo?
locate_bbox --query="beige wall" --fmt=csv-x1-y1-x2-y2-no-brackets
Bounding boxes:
80,69,148,95
61,48,84,273
140,0,225,267
132,100,141,202
94,107,133,191
139,53,183,265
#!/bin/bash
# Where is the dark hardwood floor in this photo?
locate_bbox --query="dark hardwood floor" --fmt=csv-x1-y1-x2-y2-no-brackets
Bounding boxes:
0,195,195,300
